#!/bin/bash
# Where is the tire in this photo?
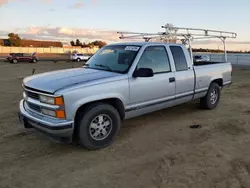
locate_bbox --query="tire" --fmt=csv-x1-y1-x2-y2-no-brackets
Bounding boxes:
200,82,221,110
32,59,37,63
76,58,81,62
76,103,121,150
12,59,18,64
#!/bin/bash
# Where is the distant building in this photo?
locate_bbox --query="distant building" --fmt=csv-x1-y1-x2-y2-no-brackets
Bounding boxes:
0,39,63,47
21,39,63,47
0,39,11,46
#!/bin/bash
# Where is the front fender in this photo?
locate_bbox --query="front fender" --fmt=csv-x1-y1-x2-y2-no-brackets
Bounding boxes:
67,93,127,120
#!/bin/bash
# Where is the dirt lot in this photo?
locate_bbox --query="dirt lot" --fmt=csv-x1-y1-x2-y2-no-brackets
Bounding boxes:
0,61,250,188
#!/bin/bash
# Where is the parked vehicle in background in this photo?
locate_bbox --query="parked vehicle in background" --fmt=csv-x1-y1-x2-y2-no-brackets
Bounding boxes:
193,54,210,62
71,53,91,62
6,52,39,63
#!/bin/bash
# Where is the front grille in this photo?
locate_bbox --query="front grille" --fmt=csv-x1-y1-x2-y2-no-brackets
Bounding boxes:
27,102,41,112
25,90,39,100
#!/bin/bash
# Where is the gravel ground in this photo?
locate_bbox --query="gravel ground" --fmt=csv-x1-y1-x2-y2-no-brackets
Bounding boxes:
0,61,250,188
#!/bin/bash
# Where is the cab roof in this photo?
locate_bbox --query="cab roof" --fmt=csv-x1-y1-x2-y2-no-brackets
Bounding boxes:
107,41,184,47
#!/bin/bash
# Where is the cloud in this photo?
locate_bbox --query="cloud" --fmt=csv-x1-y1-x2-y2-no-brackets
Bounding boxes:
0,0,14,7
41,0,51,3
69,0,97,9
69,2,84,9
0,26,122,43
49,8,56,11
0,0,51,7
91,0,97,5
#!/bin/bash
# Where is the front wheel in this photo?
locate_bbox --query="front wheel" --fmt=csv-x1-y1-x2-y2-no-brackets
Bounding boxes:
200,82,221,109
76,103,121,150
12,59,18,64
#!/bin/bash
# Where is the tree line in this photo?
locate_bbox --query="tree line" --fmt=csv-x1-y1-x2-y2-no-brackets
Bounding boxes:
1,33,107,48
70,39,107,48
7,33,22,46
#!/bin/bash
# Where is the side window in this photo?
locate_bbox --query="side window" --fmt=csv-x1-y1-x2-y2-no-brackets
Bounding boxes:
170,46,188,71
137,46,171,73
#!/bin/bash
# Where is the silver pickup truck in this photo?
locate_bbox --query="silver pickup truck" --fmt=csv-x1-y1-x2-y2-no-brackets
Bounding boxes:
19,42,232,149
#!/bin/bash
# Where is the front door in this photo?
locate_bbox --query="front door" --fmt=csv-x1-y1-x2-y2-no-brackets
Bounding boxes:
128,45,175,110
23,53,31,62
18,53,26,62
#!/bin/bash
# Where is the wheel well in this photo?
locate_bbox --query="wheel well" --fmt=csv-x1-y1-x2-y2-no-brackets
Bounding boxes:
212,78,223,87
75,98,125,121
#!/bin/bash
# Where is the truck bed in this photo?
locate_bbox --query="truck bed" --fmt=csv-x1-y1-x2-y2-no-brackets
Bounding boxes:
193,61,232,98
193,61,225,66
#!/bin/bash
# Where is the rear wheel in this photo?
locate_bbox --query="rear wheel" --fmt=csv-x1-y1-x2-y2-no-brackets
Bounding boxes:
200,82,221,109
76,103,121,150
76,58,81,62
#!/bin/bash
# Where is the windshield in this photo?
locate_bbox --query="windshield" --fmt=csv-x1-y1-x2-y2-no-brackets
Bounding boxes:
83,45,141,73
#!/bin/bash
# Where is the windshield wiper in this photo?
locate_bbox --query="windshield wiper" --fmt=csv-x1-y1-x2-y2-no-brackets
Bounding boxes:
94,64,113,71
82,64,90,68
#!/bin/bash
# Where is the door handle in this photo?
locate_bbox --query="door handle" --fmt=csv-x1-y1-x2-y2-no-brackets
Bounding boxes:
169,77,175,83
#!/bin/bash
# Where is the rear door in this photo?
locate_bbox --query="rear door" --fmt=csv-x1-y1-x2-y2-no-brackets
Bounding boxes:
169,45,195,103
128,45,176,110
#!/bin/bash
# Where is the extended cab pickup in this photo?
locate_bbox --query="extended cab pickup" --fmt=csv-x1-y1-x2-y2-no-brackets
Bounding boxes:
18,42,232,149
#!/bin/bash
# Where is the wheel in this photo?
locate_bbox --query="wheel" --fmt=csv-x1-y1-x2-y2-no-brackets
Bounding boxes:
76,103,121,150
200,82,220,109
32,59,37,63
76,58,81,62
12,59,18,64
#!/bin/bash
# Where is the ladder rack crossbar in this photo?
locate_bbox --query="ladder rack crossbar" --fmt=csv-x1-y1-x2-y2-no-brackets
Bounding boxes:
117,24,237,63
162,26,237,36
118,26,237,41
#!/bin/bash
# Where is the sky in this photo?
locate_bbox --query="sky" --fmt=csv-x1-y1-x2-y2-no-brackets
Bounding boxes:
0,0,249,50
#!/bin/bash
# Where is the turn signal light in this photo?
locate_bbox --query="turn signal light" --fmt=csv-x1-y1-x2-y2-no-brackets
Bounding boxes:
55,96,64,105
56,110,66,119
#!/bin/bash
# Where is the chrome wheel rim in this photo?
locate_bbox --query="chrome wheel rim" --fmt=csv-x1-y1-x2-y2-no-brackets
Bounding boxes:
89,114,112,141
210,89,218,105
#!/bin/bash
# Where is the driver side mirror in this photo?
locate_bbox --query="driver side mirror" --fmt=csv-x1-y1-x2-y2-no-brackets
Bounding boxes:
133,68,154,78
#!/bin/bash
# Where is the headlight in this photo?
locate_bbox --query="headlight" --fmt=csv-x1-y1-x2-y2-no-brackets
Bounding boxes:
41,108,56,117
41,108,66,119
39,95,64,105
39,95,54,104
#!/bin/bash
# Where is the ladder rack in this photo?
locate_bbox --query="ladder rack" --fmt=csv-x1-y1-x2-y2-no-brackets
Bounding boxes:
117,24,237,62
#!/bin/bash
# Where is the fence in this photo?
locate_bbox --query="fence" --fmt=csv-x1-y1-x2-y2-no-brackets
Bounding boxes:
194,53,250,66
0,46,99,54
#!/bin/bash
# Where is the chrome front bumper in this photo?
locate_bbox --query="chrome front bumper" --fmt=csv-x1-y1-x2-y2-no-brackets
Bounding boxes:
19,99,74,138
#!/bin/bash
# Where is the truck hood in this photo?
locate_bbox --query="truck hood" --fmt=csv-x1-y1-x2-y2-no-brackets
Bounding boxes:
23,67,121,94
